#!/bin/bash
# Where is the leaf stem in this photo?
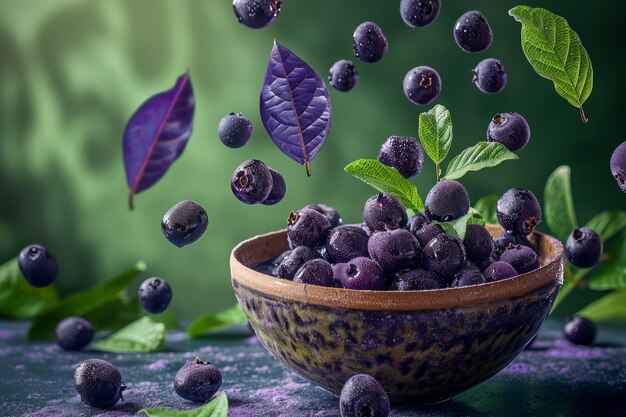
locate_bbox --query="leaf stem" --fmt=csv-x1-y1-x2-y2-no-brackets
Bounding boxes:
305,161,311,177
128,193,135,211
436,163,441,182
579,106,588,124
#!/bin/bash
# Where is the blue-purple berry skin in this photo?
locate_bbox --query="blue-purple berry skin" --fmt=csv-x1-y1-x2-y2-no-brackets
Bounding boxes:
424,179,470,222
565,227,603,269
325,225,370,264
390,269,440,290
423,235,466,278
161,200,208,247
363,193,408,232
287,208,332,248
231,160,273,204
232,0,281,29
138,277,172,314
276,246,321,279
564,316,596,346
487,113,531,152
499,245,539,274
174,357,222,403
378,136,425,179
484,261,518,282
403,66,441,105
329,60,359,92
473,58,507,94
463,224,495,264
56,317,94,351
453,11,493,53
18,244,58,288
368,229,421,274
218,113,252,148
496,188,542,235
261,169,286,206
353,22,388,63
414,223,445,247
336,257,387,291
269,250,291,276
304,204,342,228
294,259,334,287
406,212,429,236
610,141,626,193
339,374,390,417
400,0,441,28
74,359,126,409
451,266,486,288
493,231,533,258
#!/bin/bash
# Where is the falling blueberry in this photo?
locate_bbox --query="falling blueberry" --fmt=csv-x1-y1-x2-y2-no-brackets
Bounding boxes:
328,60,359,92
261,168,286,205
424,179,470,222
174,357,223,403
377,136,425,179
18,244,58,288
138,277,173,314
610,141,626,193
74,359,126,409
487,112,531,152
339,374,390,417
565,227,603,269
496,188,542,235
232,0,281,29
231,159,273,204
564,316,596,345
473,58,507,94
353,22,388,63
218,113,253,148
403,66,441,105
453,11,493,53
55,316,94,351
400,0,441,28
161,200,208,247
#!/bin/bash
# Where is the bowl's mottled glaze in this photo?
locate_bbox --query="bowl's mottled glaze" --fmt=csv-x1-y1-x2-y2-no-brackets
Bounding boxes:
231,225,563,403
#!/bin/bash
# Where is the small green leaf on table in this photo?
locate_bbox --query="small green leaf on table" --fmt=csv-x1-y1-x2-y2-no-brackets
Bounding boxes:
0,258,59,319
434,208,485,241
474,195,499,225
138,392,228,417
418,104,453,165
585,211,626,242
577,289,626,323
443,142,518,180
544,166,578,242
344,159,424,212
188,303,249,338
587,231,626,290
93,316,165,353
509,5,593,123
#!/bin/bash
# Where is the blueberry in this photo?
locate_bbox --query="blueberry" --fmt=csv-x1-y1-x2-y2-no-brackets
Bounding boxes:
55,317,93,351
377,136,424,179
487,113,531,152
231,160,273,204
451,266,486,288
423,235,466,278
484,261,518,282
406,212,429,236
294,259,334,287
174,357,222,403
353,22,388,63
368,229,421,274
564,316,596,346
499,245,539,274
287,208,332,248
217,113,252,148
232,0,281,29
138,277,172,314
403,66,441,105
424,179,470,222
329,60,359,92
18,244,58,288
276,246,321,279
496,188,542,235
453,11,493,53
390,269,439,290
610,141,626,193
74,359,126,409
463,224,495,264
268,250,291,276
161,200,208,248
473,58,507,94
339,374,390,417
363,192,408,232
325,225,370,264
304,204,342,228
335,257,386,291
493,231,533,258
261,169,286,206
565,227,603,269
400,0,441,28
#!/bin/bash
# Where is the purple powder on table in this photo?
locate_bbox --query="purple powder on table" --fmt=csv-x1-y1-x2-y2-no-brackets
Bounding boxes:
0,329,15,341
15,364,25,371
146,359,168,371
547,339,609,359
255,365,271,373
503,362,534,375
20,406,76,417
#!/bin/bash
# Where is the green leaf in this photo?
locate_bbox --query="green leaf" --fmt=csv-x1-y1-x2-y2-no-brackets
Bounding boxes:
473,195,499,225
443,142,518,180
544,166,578,242
585,211,626,242
577,289,626,322
344,159,424,212
588,231,626,290
93,316,165,353
509,6,593,122
434,208,485,241
28,261,146,340
188,303,248,338
0,258,59,319
138,392,228,417
418,104,453,165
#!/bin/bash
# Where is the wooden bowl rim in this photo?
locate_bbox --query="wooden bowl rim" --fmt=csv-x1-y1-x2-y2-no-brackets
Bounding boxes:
231,226,564,311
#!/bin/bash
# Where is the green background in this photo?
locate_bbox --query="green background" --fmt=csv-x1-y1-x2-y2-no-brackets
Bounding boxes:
0,0,623,318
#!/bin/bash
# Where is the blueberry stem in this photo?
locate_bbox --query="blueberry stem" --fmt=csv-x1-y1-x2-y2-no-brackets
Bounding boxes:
579,106,588,124
435,163,441,182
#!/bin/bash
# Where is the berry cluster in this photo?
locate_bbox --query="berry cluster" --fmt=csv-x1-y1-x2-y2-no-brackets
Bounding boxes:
231,159,286,205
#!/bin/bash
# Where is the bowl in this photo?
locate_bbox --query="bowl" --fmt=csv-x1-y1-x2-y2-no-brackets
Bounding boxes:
231,225,563,404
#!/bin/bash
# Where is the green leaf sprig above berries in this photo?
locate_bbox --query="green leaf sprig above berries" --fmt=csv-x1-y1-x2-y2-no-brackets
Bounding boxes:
418,104,452,179
443,142,518,181
138,392,228,417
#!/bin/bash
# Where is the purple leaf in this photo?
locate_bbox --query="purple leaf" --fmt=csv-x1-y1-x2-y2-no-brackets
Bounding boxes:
260,40,332,176
123,72,195,210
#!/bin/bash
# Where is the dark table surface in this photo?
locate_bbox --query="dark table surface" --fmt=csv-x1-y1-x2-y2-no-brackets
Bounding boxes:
1,318,625,417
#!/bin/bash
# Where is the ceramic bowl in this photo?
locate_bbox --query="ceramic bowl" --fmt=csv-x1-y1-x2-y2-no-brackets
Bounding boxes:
231,225,563,404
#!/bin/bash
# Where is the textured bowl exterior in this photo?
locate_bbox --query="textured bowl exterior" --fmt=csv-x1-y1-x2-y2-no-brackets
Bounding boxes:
231,227,563,403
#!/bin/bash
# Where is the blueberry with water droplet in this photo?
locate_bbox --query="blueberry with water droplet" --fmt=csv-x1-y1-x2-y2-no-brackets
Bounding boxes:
161,200,208,247
353,22,388,63
18,244,58,288
304,204,342,228
453,11,493,53
74,359,126,409
218,113,253,148
400,0,441,28
473,58,507,94
335,257,386,290
424,179,470,222
496,188,542,235
294,259,334,287
363,192,408,232
403,66,441,105
328,60,359,92
232,0,281,29
564,316,596,346
378,136,424,179
231,160,273,204
174,357,222,403
487,112,531,152
565,227,603,269
138,277,172,314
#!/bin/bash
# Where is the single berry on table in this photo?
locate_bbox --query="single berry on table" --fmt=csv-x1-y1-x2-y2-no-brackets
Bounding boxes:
231,159,273,204
424,179,470,222
463,224,495,264
287,208,332,248
56,317,94,351
400,0,441,28
325,225,370,264
453,11,493,53
304,204,342,228
499,245,539,274
363,192,408,232
610,141,626,193
217,113,252,148
174,357,222,403
276,246,321,279
403,66,441,105
368,229,421,274
377,136,424,179
74,359,126,409
18,244,58,288
339,374,390,417
487,112,531,152
335,257,386,291
232,0,281,29
138,277,172,314
564,316,596,346
353,22,388,63
161,200,208,247
390,269,440,290
423,234,466,278
294,259,334,287
328,60,359,92
484,261,518,282
473,58,507,94
565,227,603,269
261,169,286,206
496,188,542,235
